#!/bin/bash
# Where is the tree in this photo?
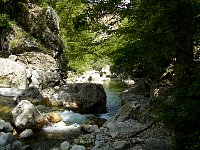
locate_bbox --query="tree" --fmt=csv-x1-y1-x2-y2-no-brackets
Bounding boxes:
54,0,118,73
90,0,200,149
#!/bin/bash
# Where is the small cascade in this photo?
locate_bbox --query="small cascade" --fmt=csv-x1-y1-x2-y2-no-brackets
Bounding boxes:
58,110,94,124
43,123,80,133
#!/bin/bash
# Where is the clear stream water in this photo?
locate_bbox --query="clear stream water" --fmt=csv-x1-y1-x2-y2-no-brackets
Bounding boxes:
0,80,127,149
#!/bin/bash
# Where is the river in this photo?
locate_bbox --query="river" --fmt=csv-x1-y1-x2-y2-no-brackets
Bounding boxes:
0,80,127,149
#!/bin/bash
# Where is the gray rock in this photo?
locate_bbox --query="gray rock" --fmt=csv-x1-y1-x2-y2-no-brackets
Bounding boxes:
105,101,141,123
106,122,119,132
121,92,150,109
143,139,173,150
129,145,143,150
0,119,5,131
70,145,85,150
0,132,18,149
112,140,127,150
11,140,22,149
126,78,151,97
4,122,13,133
77,83,107,114
81,124,99,133
46,6,60,34
0,88,22,97
15,86,44,104
17,52,61,89
60,141,70,150
12,100,41,130
74,134,95,147
60,83,107,114
29,70,41,88
0,132,9,145
19,129,33,139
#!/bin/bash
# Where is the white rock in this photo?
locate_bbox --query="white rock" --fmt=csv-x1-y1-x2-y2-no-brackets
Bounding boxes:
0,88,23,97
0,58,27,89
12,100,41,130
0,119,5,131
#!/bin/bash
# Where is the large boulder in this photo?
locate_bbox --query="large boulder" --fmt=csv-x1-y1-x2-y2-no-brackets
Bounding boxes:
61,83,107,114
77,83,107,114
0,58,27,90
12,100,43,130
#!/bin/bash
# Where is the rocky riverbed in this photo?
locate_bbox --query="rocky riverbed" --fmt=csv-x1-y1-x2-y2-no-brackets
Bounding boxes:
0,79,173,150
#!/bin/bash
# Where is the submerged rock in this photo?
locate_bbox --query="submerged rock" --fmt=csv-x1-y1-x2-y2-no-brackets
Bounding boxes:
46,112,62,123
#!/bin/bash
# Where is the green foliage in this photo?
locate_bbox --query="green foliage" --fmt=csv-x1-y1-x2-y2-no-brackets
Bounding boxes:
55,0,114,73
0,14,11,34
153,81,200,149
90,0,200,149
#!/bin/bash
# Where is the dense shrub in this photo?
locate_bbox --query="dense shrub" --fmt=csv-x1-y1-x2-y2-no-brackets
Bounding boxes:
0,14,11,34
153,81,200,149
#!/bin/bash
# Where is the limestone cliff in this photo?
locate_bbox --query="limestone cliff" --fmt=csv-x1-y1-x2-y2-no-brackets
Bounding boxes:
0,2,67,75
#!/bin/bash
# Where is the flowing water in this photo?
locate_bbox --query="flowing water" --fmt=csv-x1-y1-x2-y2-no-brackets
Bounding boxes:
0,80,127,149
101,80,127,118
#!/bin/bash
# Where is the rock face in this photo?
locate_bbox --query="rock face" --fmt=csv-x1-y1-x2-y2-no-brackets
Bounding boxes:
0,58,27,89
13,52,61,89
120,79,151,106
0,52,63,96
0,2,67,84
12,100,42,130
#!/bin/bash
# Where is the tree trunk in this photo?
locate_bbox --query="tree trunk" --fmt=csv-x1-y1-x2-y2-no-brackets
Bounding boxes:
173,0,194,88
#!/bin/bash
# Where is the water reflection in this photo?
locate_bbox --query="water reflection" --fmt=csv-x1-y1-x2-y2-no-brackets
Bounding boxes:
100,80,127,119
